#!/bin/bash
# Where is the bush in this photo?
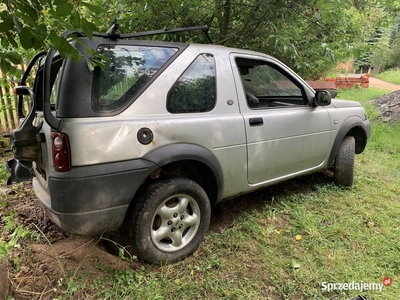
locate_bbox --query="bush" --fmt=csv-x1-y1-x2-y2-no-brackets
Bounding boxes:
371,46,391,74
388,34,400,68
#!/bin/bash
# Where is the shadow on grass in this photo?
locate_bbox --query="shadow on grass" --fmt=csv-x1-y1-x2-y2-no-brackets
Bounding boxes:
209,171,333,232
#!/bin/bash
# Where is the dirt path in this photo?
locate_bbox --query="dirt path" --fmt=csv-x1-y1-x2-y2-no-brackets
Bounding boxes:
369,77,400,91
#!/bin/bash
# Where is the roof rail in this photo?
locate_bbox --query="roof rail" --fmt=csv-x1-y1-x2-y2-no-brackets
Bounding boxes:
92,24,213,43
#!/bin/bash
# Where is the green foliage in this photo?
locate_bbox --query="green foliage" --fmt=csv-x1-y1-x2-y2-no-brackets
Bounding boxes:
389,13,400,46
117,0,393,79
0,240,7,257
354,27,386,71
0,157,9,182
0,213,33,263
368,12,400,72
1,0,400,80
93,269,145,299
0,0,103,76
370,44,392,73
388,34,400,68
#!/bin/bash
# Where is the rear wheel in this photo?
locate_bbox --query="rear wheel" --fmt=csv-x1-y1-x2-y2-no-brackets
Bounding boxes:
334,136,355,186
126,178,211,264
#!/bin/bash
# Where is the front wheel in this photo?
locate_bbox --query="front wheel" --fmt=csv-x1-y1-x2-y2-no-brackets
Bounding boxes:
126,178,211,264
334,136,355,186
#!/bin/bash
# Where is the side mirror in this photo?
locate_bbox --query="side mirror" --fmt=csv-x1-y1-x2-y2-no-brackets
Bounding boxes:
315,90,332,106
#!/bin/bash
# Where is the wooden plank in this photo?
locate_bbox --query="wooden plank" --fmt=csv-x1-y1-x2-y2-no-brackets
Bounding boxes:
0,87,10,132
0,70,16,130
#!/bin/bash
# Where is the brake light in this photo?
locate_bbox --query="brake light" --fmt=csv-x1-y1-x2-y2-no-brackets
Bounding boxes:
51,132,71,171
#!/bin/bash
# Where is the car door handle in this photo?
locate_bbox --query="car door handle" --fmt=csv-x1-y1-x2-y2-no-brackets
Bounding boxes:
249,117,263,126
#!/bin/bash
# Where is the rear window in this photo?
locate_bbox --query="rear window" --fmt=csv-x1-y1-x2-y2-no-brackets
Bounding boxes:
92,45,178,112
167,53,216,113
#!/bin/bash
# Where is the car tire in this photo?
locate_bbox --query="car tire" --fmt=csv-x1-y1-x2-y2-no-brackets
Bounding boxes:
126,178,211,264
334,136,355,186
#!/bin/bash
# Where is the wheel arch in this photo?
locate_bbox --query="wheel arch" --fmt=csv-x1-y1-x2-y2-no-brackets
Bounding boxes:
327,116,369,167
142,143,223,205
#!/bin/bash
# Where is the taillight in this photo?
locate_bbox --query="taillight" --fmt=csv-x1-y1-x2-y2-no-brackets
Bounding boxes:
51,132,71,171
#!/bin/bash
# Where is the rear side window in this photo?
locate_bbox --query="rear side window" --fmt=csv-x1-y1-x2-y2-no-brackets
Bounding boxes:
92,45,178,112
50,57,64,108
167,53,216,113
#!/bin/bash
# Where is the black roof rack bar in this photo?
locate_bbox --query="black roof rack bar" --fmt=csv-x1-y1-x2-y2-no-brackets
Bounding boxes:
92,24,212,43
120,25,209,38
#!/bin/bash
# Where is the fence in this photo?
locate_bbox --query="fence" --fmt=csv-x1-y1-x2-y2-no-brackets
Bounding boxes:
0,63,29,134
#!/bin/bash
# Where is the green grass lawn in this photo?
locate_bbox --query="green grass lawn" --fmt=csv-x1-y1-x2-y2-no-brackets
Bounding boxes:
373,68,400,85
1,87,399,299
75,88,400,299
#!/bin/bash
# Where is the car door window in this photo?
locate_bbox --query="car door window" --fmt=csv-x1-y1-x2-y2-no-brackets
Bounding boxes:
236,58,305,109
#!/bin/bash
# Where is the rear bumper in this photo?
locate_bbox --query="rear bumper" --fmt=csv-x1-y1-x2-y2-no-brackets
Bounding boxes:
33,159,158,235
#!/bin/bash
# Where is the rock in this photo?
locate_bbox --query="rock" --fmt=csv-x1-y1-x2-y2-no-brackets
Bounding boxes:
0,256,9,300
372,90,400,122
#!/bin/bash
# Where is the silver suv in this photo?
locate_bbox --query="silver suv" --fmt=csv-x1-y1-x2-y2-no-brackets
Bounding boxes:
6,25,371,263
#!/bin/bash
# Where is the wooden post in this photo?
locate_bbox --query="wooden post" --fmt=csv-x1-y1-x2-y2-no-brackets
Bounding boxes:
0,87,10,132
9,82,18,128
0,70,16,131
4,86,16,131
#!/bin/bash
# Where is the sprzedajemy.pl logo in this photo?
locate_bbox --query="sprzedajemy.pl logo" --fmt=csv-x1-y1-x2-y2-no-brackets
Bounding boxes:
321,277,392,293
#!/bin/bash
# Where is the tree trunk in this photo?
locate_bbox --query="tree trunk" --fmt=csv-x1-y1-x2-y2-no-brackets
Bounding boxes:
216,0,231,42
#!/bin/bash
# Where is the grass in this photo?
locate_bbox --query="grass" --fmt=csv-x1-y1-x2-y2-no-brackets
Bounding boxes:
373,68,400,85
1,86,400,299
337,87,391,120
90,87,399,299
337,86,391,102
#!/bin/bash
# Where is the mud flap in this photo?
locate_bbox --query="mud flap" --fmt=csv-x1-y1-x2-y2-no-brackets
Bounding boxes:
6,158,34,185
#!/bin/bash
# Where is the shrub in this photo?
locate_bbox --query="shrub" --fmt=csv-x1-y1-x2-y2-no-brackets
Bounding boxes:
388,34,400,68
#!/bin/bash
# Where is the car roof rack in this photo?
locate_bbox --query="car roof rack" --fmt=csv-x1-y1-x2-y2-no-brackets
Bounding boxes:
92,24,213,43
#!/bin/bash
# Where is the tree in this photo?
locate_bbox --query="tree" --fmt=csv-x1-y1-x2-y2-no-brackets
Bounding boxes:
0,0,399,79
109,0,400,78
